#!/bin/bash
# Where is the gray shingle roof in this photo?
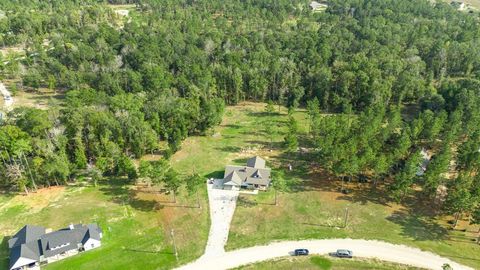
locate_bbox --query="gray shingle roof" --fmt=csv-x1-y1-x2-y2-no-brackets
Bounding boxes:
246,156,266,169
9,240,42,269
223,157,271,187
8,225,46,249
9,223,102,269
224,170,243,186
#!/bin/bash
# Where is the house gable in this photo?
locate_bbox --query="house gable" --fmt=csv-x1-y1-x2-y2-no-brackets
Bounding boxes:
10,257,37,270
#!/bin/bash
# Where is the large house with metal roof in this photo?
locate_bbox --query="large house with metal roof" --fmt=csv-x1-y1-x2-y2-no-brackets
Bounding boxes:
222,156,272,190
8,223,102,270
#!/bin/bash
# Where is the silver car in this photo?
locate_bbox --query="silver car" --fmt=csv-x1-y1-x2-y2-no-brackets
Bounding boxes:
336,249,353,258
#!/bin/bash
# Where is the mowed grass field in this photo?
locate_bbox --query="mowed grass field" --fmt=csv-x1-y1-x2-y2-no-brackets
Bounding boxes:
234,256,425,270
0,178,209,270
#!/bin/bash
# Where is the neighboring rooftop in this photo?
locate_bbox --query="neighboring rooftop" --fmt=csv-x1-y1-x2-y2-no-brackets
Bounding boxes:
310,1,328,11
9,223,103,270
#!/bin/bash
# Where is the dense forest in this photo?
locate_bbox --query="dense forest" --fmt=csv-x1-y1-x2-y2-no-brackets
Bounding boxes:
0,0,479,225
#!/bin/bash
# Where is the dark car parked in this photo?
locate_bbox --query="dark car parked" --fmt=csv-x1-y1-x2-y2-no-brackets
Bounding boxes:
335,249,353,258
294,249,309,256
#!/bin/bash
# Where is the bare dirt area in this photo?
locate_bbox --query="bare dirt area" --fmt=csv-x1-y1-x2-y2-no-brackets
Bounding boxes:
12,88,64,109
0,186,66,213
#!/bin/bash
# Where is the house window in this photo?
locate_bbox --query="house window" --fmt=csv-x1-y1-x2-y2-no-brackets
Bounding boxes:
91,244,95,248
50,243,70,250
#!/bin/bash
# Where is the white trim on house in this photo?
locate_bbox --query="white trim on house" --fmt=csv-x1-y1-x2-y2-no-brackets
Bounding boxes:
10,257,36,270
83,239,101,251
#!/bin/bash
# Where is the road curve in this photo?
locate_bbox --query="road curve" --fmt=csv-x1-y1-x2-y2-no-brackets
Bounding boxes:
175,238,473,270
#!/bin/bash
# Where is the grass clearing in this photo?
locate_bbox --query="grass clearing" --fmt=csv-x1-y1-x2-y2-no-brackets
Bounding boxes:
0,82,65,110
0,178,209,270
234,256,424,270
2,102,480,269
190,103,480,269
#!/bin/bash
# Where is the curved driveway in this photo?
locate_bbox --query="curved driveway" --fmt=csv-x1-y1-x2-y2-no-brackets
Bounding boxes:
176,238,473,270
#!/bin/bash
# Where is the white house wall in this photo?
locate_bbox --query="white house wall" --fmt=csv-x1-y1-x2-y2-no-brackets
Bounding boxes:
83,239,101,251
10,257,37,270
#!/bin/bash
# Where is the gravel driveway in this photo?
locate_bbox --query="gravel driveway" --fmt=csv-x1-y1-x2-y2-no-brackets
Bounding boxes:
201,180,239,258
177,238,472,270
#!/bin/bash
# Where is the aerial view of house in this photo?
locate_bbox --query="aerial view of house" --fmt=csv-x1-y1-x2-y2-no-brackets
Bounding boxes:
221,156,272,190
8,224,102,270
2,0,480,270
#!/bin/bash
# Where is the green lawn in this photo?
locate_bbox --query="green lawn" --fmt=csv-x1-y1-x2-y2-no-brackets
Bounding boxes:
0,178,209,270
161,101,480,269
170,102,292,178
234,256,424,270
172,102,480,269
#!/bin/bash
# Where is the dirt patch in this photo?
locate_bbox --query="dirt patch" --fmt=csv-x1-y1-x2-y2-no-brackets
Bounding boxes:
2,186,66,213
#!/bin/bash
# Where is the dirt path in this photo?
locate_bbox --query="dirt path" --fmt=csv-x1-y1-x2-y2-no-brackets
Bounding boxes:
201,180,239,258
176,238,472,270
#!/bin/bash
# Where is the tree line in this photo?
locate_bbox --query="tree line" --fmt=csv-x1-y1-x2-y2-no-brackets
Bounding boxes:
0,0,479,227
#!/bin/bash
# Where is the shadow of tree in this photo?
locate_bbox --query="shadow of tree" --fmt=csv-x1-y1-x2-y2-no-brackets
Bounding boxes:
246,111,282,118
123,248,174,255
237,196,258,207
231,157,248,165
222,124,242,129
386,210,448,241
244,140,284,150
205,170,224,179
0,236,9,270
216,146,242,153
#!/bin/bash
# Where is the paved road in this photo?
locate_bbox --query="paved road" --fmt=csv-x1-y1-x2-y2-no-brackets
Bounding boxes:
176,238,473,270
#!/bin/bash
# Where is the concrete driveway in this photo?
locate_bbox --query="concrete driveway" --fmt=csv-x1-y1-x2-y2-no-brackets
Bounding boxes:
201,180,239,258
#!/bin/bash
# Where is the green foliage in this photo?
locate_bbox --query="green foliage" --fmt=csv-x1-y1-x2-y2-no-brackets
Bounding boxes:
185,173,204,195
391,150,422,202
10,107,53,137
265,101,275,115
284,114,298,152
423,145,452,197
309,256,332,270
0,125,32,157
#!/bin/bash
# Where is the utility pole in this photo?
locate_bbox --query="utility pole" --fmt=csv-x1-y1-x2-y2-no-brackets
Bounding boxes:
274,187,277,206
272,179,278,206
171,229,178,261
343,207,349,228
